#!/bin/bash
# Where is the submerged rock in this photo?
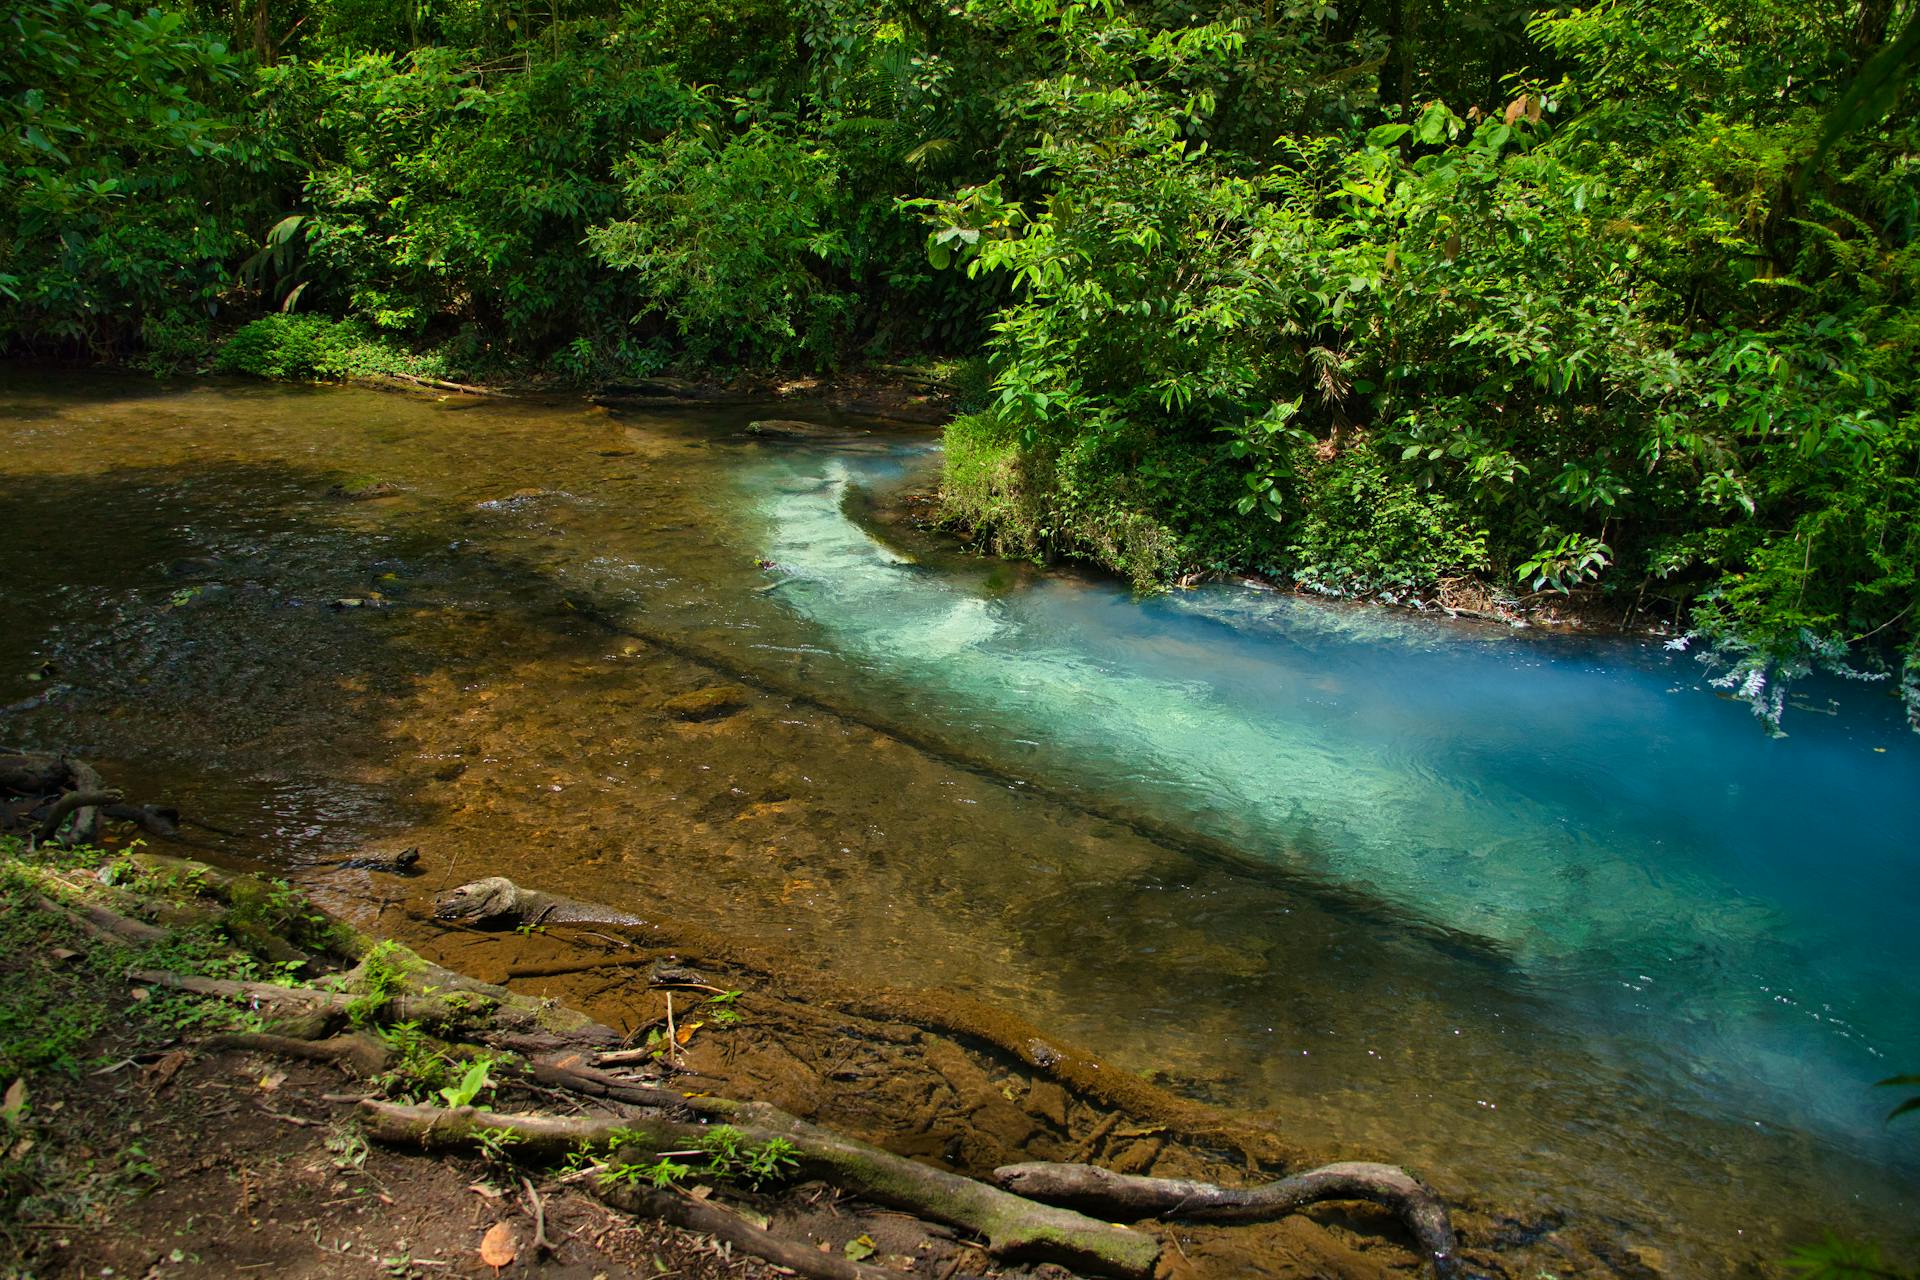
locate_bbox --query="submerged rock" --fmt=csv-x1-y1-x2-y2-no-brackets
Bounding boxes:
746,419,869,442
661,684,752,722
328,480,405,500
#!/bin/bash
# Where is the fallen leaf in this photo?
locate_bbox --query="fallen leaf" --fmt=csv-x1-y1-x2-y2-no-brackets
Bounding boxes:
479,1220,517,1269
1,1078,26,1130
257,1071,287,1092
129,987,150,1002
144,1050,189,1091
845,1234,877,1262
675,1021,702,1046
470,1182,507,1199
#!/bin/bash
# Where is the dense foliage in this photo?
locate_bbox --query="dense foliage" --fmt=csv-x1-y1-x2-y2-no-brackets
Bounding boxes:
1,0,1915,726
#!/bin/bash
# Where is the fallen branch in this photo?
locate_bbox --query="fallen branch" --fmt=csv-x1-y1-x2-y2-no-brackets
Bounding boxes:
358,1100,1160,1278
599,1183,896,1280
352,371,504,397
993,1160,1458,1278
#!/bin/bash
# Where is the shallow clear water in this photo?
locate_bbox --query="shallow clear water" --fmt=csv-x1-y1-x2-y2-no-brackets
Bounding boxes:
3,370,1917,1275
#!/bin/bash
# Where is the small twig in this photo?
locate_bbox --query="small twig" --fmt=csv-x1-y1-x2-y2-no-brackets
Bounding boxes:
520,1176,555,1254
255,1103,319,1127
664,992,681,1066
554,927,632,950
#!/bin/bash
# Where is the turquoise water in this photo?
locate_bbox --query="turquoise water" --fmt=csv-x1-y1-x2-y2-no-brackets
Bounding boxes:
737,441,1920,1163
5,371,1913,1267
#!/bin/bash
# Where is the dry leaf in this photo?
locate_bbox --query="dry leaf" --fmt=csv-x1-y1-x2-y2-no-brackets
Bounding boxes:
2,1078,26,1130
129,987,150,1001
675,1020,702,1046
144,1050,189,1091
257,1071,287,1092
845,1234,877,1261
479,1220,517,1270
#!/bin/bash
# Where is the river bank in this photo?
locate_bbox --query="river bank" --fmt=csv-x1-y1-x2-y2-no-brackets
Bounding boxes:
0,809,1485,1280
2,369,1915,1278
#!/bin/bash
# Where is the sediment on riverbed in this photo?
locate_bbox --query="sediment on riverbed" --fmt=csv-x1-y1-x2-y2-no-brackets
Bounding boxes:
0,778,1639,1280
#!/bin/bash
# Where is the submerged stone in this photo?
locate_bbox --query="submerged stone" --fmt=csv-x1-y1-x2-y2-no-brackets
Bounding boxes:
662,684,752,722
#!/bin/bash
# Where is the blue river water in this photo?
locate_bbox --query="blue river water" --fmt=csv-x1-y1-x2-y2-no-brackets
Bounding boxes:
734,439,1920,1165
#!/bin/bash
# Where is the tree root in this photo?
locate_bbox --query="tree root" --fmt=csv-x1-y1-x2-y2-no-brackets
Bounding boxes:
34,788,122,844
596,1183,900,1280
127,969,466,1025
526,1057,694,1115
992,1160,1459,1278
202,1031,391,1078
33,893,167,946
358,1099,1161,1278
2,752,189,847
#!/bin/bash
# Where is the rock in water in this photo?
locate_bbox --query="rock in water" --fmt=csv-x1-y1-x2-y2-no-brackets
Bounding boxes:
661,685,751,722
326,847,422,875
745,419,869,441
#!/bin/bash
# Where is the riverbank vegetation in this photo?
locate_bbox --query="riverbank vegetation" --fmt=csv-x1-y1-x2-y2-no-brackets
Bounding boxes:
2,0,1915,726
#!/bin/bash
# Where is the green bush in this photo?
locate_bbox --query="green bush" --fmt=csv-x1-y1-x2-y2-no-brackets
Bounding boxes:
1288,448,1491,600
214,315,446,382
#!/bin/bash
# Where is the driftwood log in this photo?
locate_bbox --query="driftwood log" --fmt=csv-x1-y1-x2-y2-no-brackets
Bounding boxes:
358,1099,1162,1278
994,1160,1459,1278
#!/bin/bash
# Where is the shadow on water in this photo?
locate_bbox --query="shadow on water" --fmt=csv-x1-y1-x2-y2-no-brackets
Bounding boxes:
2,370,1916,1277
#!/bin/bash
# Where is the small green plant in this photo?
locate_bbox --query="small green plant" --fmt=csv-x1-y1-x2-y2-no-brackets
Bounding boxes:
472,1126,523,1166
325,1122,370,1170
597,1153,695,1190
437,1058,493,1109
575,1123,796,1192
348,941,414,1027
1516,532,1613,595
704,990,744,1026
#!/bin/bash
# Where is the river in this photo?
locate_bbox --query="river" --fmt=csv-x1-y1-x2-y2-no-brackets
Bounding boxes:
3,368,1917,1275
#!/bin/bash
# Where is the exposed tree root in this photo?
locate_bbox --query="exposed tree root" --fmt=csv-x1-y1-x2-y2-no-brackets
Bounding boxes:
993,1160,1459,1278
527,1056,694,1114
203,1031,391,1078
1,752,190,847
596,1183,901,1280
34,788,122,844
32,893,167,946
358,1099,1161,1278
